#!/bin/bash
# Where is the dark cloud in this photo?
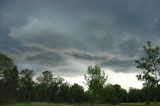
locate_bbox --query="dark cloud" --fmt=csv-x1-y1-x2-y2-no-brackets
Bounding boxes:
65,51,106,61
0,30,42,60
0,0,160,75
118,39,140,57
25,52,66,66
101,57,136,73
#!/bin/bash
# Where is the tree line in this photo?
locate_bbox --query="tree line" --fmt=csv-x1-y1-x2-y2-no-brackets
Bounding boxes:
0,41,160,104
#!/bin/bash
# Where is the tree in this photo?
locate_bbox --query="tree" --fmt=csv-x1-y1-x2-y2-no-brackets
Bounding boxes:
128,88,145,102
18,69,35,101
102,84,128,104
84,65,107,103
135,41,160,102
102,84,117,104
37,71,53,85
58,82,70,103
68,83,85,103
36,71,53,102
48,76,65,102
0,53,19,103
0,52,14,79
112,84,128,103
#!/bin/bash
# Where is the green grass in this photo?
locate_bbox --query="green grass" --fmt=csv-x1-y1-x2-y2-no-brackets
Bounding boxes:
8,102,73,106
120,102,160,106
7,102,160,106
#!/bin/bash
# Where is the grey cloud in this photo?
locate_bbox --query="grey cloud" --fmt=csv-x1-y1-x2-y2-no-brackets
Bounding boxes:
0,32,42,57
8,17,85,50
25,52,66,66
1,0,160,75
118,39,140,57
7,0,160,52
53,66,85,77
65,51,106,61
101,57,136,72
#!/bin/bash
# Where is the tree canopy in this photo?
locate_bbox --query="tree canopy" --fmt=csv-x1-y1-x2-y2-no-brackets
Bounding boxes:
135,41,160,87
84,65,108,103
135,41,160,102
0,53,19,103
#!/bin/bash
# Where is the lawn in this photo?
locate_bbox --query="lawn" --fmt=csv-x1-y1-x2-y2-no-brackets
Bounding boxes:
7,102,160,106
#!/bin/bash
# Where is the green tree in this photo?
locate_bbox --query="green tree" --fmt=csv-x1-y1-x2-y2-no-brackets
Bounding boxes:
58,82,70,103
0,53,19,103
112,84,128,103
84,65,107,103
0,53,14,79
135,41,160,102
37,71,53,85
128,88,145,102
102,84,117,104
102,84,128,104
48,76,65,102
36,71,53,102
18,69,35,101
68,83,85,103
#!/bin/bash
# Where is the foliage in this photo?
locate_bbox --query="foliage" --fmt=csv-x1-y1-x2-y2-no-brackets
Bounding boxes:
135,41,160,87
135,41,160,102
84,65,108,103
102,84,128,104
37,71,53,85
18,69,35,101
128,88,145,102
35,71,53,102
68,83,85,103
0,53,19,103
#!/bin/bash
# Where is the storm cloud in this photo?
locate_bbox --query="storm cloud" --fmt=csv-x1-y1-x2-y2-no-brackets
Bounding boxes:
0,0,160,76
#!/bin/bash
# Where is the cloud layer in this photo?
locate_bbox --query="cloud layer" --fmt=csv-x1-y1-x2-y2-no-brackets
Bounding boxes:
1,0,160,78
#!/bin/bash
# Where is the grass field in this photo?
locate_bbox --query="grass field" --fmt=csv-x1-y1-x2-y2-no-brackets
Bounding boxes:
7,102,160,106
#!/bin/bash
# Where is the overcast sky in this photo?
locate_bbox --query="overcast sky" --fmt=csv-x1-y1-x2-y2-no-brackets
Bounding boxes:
1,0,160,90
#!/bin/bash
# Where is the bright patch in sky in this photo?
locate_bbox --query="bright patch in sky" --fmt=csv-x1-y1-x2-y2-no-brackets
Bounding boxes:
64,68,143,91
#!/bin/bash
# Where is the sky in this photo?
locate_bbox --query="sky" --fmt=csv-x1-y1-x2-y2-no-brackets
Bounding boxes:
1,0,160,90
